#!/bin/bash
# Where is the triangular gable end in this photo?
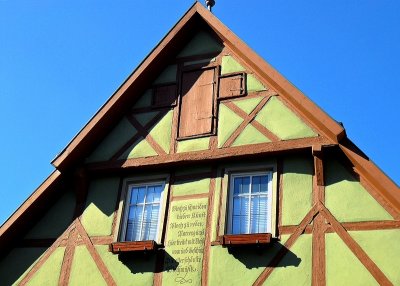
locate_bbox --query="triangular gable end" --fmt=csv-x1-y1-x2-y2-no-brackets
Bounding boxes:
1,2,400,273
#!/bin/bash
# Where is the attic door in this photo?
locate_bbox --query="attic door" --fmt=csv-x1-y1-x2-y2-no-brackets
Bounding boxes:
178,67,216,138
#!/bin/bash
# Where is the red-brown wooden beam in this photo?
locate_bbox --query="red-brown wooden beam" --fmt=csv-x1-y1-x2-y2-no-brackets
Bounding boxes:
87,136,332,174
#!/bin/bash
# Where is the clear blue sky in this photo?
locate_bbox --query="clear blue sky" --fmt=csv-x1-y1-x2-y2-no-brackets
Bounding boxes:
0,0,399,224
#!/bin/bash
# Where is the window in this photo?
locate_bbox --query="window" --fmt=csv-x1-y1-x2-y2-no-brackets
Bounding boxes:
215,164,277,246
111,177,169,253
227,172,273,234
121,182,165,242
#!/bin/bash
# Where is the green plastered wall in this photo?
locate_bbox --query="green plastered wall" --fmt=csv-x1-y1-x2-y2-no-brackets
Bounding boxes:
0,247,46,285
177,137,210,153
325,159,392,222
281,155,313,226
26,247,65,286
255,96,317,140
120,110,173,160
81,177,120,236
208,242,283,286
173,177,211,197
86,117,137,163
96,245,156,286
69,246,107,286
218,103,244,147
263,234,312,285
177,30,223,58
133,89,153,109
326,233,378,286
25,190,75,239
349,230,400,284
221,55,267,92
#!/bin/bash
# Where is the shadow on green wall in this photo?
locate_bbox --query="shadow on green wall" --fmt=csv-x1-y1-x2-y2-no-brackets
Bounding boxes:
118,250,178,274
0,247,47,285
325,158,358,186
227,243,301,269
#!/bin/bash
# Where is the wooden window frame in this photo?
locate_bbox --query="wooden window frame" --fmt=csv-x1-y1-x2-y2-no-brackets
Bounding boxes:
176,63,220,141
218,72,247,100
111,174,170,253
151,82,178,109
216,163,278,247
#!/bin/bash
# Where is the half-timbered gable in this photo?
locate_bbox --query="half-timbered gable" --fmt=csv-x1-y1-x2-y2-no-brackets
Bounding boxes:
1,2,399,286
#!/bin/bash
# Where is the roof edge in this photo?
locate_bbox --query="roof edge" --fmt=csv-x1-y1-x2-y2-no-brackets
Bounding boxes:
339,139,400,213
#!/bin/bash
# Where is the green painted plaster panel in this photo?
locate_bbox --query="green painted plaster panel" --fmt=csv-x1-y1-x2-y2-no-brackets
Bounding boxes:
177,30,223,58
163,199,208,285
232,124,271,147
69,246,107,286
133,89,152,109
218,103,244,147
86,117,137,162
81,177,120,236
325,160,392,222
122,137,158,159
148,109,173,153
0,247,46,286
263,234,312,286
350,230,400,284
96,245,155,286
282,156,313,226
27,247,65,286
173,177,211,197
221,55,245,75
26,190,75,239
209,242,284,286
255,96,317,140
153,65,177,84
177,137,210,153
247,74,267,92
134,111,159,127
326,233,378,286
232,96,263,115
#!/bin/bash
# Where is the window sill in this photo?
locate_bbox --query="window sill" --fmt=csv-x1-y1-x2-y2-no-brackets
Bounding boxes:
109,240,161,254
221,233,272,247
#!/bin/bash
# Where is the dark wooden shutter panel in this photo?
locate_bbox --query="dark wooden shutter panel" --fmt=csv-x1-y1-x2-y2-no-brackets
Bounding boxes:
179,68,215,138
219,73,246,99
152,84,177,107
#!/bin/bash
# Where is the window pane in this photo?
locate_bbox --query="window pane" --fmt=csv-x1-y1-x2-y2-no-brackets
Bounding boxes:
126,205,142,241
232,216,241,234
153,185,162,203
252,176,261,193
143,204,153,238
233,197,241,216
147,186,155,203
260,175,268,192
242,177,250,194
233,177,242,195
240,196,249,217
136,187,146,204
130,187,139,204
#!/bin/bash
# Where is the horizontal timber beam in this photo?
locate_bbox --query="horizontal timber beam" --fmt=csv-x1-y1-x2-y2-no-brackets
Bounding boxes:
86,137,333,174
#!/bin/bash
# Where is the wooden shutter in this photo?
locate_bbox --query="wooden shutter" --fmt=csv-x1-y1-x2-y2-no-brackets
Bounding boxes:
152,84,177,107
218,72,246,99
179,68,215,138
